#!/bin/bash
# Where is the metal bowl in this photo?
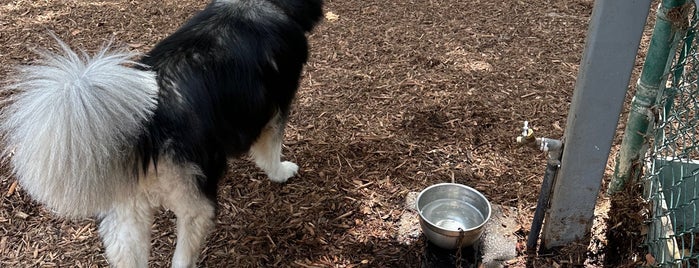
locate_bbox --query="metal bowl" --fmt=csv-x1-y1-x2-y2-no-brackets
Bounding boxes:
416,183,491,249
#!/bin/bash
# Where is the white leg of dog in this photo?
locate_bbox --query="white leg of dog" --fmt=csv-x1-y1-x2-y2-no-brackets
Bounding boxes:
99,195,154,268
169,198,215,268
249,122,298,183
158,164,216,268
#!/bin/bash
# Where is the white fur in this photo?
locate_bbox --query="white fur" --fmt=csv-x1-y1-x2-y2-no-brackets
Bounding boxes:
98,192,154,268
98,159,215,268
0,38,159,218
148,160,215,268
249,115,299,183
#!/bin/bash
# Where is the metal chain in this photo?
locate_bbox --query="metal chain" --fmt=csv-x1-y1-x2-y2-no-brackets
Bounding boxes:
455,228,465,267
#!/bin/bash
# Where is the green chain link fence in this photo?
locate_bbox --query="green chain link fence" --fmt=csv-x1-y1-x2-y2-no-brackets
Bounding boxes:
641,2,699,266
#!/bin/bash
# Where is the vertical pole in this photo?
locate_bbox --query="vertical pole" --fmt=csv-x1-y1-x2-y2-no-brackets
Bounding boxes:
608,0,690,195
541,0,652,249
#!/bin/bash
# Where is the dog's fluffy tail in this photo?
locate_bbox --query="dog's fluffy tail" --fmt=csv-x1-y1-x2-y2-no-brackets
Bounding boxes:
1,38,158,217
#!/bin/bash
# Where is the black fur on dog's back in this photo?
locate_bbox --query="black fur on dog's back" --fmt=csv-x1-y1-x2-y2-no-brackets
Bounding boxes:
137,0,323,199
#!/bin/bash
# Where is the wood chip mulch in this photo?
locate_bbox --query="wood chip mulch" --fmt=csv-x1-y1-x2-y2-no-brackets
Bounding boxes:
0,0,654,267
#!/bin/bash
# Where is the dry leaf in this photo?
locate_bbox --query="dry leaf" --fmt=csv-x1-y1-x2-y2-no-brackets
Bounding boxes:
0,236,6,255
645,253,656,265
324,11,339,21
6,180,17,197
15,211,29,220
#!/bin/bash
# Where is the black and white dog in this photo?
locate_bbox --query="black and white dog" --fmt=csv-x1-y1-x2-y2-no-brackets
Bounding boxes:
1,0,323,267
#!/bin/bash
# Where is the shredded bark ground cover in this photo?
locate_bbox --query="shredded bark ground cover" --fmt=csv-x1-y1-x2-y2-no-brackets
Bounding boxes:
0,0,655,267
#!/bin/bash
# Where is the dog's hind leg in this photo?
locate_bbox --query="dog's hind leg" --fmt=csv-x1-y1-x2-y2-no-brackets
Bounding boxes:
98,193,154,268
249,115,298,183
158,163,216,268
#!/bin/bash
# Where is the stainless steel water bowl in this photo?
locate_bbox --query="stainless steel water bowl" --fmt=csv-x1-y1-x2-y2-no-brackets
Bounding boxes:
416,183,491,249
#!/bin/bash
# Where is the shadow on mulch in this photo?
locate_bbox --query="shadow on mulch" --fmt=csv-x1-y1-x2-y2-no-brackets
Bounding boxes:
198,173,426,267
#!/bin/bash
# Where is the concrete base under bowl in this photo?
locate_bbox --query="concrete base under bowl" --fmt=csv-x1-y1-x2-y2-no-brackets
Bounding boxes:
398,192,518,268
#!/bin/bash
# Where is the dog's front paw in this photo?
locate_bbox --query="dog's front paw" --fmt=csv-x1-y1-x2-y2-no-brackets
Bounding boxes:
268,161,298,183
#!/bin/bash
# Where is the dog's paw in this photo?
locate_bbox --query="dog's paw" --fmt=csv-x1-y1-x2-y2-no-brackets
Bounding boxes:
268,161,298,183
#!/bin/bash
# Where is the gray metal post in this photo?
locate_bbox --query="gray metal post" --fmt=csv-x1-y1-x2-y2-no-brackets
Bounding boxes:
540,0,652,249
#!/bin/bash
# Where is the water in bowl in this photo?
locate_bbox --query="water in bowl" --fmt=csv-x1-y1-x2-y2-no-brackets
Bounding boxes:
420,199,485,231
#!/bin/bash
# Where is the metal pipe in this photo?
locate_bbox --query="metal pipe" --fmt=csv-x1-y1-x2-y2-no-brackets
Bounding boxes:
516,122,563,160
527,160,560,256
516,122,563,255
609,0,690,195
